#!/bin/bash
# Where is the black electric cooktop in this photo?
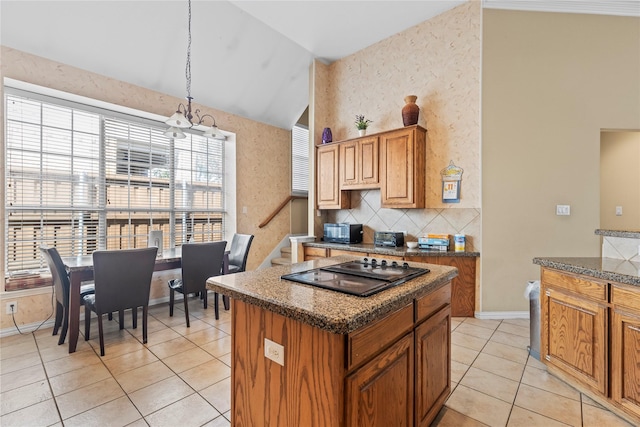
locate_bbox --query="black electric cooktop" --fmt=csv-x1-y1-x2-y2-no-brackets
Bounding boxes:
280,259,430,297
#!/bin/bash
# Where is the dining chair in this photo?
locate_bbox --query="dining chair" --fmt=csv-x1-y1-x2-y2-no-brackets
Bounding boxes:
215,234,254,318
40,246,96,345
83,247,157,356
168,241,226,326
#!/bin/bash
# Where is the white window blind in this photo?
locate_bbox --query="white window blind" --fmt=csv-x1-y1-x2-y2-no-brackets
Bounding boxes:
291,124,309,195
4,88,225,276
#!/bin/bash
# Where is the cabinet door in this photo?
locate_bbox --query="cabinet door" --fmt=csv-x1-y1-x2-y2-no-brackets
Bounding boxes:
415,305,451,427
341,137,379,189
379,127,425,208
611,309,640,419
346,333,414,427
359,137,379,187
444,257,476,317
341,141,359,187
317,144,349,209
541,287,608,394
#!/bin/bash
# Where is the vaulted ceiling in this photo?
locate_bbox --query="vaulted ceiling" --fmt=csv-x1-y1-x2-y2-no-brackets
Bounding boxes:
1,1,638,130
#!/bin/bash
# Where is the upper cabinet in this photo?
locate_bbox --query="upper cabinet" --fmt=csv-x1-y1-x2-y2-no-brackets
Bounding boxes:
380,126,426,208
341,136,379,189
316,125,426,210
317,143,350,209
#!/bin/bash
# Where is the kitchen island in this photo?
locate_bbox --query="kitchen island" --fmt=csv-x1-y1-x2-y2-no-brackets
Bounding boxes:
207,255,458,426
533,256,640,425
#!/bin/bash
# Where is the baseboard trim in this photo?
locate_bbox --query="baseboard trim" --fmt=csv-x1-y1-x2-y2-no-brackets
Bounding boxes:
474,310,529,320
0,295,186,338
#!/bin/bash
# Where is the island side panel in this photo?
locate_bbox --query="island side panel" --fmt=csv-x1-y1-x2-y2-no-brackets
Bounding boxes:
232,299,346,426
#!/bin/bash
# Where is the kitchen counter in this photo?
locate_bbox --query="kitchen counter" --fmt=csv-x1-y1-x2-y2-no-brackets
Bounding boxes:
207,255,458,426
532,256,640,287
206,255,458,334
595,229,640,239
304,241,479,258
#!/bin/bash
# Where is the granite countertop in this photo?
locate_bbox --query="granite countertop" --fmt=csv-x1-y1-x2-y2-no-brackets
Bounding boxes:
533,257,640,287
595,229,640,239
206,255,458,334
304,242,479,258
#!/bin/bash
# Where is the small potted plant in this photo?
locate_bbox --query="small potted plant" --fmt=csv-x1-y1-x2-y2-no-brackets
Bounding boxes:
355,115,372,136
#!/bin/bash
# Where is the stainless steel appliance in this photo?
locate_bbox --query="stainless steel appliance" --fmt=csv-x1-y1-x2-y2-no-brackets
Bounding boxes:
281,258,430,297
374,231,405,247
323,223,363,244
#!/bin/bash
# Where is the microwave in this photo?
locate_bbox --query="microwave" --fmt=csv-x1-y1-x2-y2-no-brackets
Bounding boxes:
323,223,363,244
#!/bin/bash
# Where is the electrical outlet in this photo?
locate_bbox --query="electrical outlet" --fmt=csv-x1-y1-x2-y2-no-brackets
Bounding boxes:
6,301,17,315
264,338,285,366
616,206,623,216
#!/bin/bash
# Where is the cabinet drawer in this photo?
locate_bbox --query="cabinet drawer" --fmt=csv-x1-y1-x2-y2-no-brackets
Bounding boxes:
304,247,327,259
415,282,451,324
542,268,607,302
329,249,364,258
347,303,413,370
611,283,640,312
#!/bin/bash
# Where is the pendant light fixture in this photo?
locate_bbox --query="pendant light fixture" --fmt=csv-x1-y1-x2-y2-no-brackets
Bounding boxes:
164,0,225,140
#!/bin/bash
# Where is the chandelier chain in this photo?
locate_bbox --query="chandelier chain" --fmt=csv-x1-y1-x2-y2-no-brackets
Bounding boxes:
185,0,192,100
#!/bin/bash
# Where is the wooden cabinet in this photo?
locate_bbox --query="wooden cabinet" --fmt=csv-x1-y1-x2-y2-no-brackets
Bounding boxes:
379,126,426,208
304,247,328,261
541,268,608,395
406,255,476,317
346,332,414,427
611,284,640,419
232,281,452,426
415,306,451,427
317,144,349,209
540,268,640,424
316,125,425,210
341,136,379,189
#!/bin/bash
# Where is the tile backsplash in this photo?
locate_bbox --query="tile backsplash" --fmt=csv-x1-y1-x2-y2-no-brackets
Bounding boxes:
602,236,640,262
326,189,480,252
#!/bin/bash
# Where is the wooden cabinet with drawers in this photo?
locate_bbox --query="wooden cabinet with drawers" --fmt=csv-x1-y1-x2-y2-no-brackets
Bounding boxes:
540,267,640,424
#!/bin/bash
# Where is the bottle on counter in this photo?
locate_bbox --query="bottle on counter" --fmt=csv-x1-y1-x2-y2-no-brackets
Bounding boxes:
454,234,465,252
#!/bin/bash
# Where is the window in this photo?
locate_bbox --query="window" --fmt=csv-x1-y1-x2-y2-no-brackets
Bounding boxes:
4,87,225,278
291,124,309,195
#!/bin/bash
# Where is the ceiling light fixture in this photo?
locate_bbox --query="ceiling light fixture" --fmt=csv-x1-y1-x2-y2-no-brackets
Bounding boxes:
165,0,226,141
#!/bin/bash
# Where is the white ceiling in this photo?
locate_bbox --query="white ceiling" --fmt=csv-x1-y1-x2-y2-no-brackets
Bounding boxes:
1,1,638,130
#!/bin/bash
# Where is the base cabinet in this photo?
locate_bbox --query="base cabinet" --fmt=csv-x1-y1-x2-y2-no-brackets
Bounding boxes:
541,284,608,394
540,268,640,424
415,306,451,427
346,333,414,427
231,282,452,426
611,284,640,419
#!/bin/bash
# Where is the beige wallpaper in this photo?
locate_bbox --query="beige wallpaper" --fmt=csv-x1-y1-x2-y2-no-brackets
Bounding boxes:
483,10,640,312
0,47,291,328
313,1,481,250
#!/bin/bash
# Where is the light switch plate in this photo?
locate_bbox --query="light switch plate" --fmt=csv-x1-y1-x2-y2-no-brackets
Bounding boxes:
556,205,570,216
264,338,284,366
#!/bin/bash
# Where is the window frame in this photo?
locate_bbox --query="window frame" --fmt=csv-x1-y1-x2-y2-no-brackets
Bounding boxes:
4,84,227,283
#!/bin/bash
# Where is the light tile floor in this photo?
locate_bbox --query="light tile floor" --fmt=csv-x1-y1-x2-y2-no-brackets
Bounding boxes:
0,299,635,427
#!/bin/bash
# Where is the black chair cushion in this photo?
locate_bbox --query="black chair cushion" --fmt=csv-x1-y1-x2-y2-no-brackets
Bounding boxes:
80,284,95,298
168,279,184,292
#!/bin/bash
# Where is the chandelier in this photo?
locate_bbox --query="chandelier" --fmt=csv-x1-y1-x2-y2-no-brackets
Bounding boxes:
164,0,225,140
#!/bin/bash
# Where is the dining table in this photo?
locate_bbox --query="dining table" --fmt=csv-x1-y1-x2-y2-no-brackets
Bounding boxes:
63,247,229,353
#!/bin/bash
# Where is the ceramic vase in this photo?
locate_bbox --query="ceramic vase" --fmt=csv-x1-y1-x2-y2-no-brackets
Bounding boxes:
402,95,419,126
358,129,366,137
322,127,332,144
